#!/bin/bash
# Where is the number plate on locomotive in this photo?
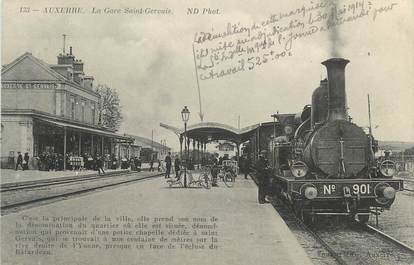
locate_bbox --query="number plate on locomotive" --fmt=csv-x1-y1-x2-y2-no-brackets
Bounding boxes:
318,183,373,197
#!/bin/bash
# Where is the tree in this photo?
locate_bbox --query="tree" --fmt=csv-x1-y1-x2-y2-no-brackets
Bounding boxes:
96,84,122,131
404,146,414,155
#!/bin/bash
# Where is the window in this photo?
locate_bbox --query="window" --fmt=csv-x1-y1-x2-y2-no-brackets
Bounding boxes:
81,101,85,122
91,104,95,125
70,97,75,120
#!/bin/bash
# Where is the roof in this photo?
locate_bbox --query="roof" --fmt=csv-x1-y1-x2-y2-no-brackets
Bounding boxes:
35,117,133,141
1,52,99,97
160,122,260,144
123,134,171,151
2,52,67,81
2,109,131,141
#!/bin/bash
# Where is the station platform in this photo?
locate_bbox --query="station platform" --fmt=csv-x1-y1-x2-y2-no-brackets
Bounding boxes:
0,166,164,186
0,175,312,265
0,169,131,186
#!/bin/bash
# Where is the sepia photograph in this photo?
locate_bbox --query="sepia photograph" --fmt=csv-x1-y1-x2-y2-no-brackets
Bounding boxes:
1,0,413,264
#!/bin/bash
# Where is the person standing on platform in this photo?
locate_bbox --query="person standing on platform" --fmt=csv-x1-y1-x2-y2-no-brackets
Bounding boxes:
211,154,219,187
96,154,105,175
218,156,223,166
136,157,142,172
157,158,161,172
149,159,154,172
244,155,251,179
58,154,64,171
174,156,181,180
65,153,70,171
130,157,136,171
165,152,172,178
83,153,89,170
256,151,269,204
23,152,29,170
110,154,117,170
239,155,244,175
15,152,23,170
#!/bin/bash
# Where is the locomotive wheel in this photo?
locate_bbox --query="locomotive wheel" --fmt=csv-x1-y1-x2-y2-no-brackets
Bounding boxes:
292,200,316,225
356,213,370,223
302,211,316,226
292,200,303,218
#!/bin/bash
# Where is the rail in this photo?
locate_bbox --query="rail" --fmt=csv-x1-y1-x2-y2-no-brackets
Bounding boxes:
0,170,131,192
1,171,163,214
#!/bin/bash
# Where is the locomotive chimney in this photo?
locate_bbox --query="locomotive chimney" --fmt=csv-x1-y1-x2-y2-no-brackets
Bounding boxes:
322,58,350,121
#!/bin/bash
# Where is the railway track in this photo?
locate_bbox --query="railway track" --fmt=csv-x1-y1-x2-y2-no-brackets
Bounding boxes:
270,195,414,265
0,170,131,192
249,173,414,265
269,197,344,265
1,171,163,214
313,222,414,265
364,224,414,254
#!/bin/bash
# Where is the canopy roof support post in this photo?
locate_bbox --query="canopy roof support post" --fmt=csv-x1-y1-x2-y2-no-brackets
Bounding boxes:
101,136,104,155
203,142,206,163
187,137,190,165
63,127,67,170
117,142,121,161
179,135,183,159
192,139,196,165
197,141,200,166
78,132,82,156
199,141,202,165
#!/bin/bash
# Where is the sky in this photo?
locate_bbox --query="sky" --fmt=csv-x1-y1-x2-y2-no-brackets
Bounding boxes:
2,0,413,151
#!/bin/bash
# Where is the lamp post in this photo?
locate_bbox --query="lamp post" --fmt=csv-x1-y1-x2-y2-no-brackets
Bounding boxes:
271,112,278,168
181,106,190,188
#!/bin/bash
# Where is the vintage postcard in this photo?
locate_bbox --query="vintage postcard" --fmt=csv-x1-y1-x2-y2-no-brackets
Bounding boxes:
1,0,413,264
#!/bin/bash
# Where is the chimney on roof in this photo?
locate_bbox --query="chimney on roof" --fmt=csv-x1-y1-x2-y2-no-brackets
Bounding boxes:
58,43,74,65
56,42,89,85
83,76,94,90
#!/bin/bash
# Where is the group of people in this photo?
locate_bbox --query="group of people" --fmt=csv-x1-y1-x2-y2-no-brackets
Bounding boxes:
17,151,107,175
163,152,181,180
36,152,64,171
14,152,30,171
128,156,142,171
161,151,270,204
149,159,162,172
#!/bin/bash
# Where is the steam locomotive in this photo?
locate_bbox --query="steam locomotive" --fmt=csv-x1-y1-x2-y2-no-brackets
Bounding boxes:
246,58,403,223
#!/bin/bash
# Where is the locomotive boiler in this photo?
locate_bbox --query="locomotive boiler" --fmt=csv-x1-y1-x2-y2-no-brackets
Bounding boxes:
249,58,403,223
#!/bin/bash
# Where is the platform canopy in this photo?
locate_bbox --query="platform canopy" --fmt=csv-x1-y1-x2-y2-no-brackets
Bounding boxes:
160,122,259,144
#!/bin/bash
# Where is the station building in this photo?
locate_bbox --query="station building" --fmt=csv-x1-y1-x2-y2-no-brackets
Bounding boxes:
215,141,236,158
1,48,133,169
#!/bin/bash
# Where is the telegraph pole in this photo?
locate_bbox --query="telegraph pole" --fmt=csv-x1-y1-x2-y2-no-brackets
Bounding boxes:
151,129,154,160
192,43,204,121
62,34,67,54
368,94,372,135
